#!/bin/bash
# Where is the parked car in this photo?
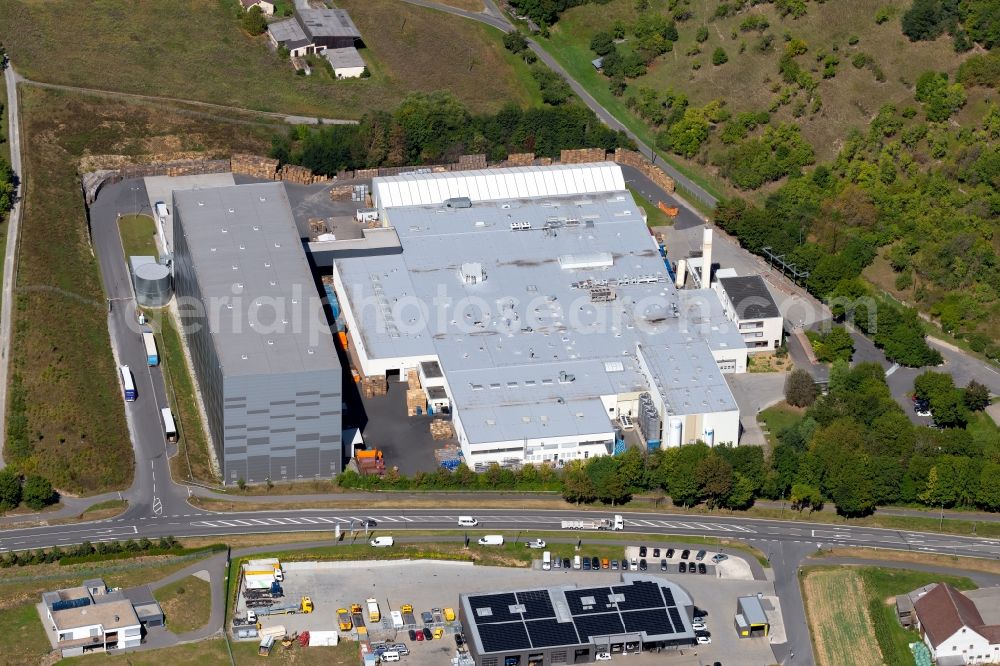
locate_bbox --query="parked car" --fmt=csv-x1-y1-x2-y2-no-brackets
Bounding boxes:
653,548,660,558
596,653,612,662
454,634,465,647
666,548,675,558
693,621,707,631
696,550,707,561
695,630,711,639
422,628,433,641
392,644,410,656
591,557,600,571
415,630,424,642
421,611,433,624
639,546,647,557
681,549,690,560
711,553,728,564
630,557,638,567
554,556,562,569
914,399,931,416
696,635,712,645
526,539,546,549
360,518,378,528
611,559,619,570
583,557,591,570
408,629,417,641
622,559,630,571
698,563,707,574
639,559,647,571
563,558,571,569
602,558,610,569
688,563,698,574
660,559,667,571
678,562,687,573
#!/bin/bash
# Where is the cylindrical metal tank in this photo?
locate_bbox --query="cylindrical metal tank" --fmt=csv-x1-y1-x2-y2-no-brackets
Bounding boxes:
134,262,172,307
703,427,715,447
668,417,683,447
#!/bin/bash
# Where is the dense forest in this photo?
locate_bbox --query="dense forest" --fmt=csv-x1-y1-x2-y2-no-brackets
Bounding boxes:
270,91,632,174
340,363,1000,515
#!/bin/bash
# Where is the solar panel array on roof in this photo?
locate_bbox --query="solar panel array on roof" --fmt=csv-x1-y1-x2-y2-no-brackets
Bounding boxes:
465,577,694,655
478,622,531,653
527,619,580,647
517,590,555,620
622,609,673,635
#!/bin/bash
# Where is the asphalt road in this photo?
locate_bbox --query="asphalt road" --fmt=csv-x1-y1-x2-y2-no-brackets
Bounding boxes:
0,64,25,468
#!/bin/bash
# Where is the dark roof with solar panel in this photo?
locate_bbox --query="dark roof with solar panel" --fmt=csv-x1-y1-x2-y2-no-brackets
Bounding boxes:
461,574,695,655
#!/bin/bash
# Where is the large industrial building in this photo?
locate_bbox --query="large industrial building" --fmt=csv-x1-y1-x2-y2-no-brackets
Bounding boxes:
332,163,744,470
172,182,342,485
459,575,697,665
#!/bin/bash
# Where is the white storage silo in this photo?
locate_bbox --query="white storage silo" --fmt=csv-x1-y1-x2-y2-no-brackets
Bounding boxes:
668,417,683,447
134,261,172,307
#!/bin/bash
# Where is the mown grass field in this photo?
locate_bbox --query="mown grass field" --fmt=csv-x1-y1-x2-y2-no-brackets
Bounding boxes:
803,566,976,666
757,401,803,446
0,0,540,117
153,575,212,634
7,86,272,494
540,0,965,193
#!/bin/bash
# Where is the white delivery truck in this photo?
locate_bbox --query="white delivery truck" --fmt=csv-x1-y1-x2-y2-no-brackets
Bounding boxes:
458,516,479,527
542,551,551,570
370,536,394,547
477,535,504,546
561,515,625,531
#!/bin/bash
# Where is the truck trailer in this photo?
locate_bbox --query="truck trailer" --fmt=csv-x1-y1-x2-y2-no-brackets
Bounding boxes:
141,328,158,366
366,598,381,623
560,515,625,531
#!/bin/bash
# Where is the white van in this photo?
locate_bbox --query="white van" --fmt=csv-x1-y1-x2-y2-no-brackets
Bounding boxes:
542,551,551,570
573,555,582,569
370,536,395,547
381,650,400,662
458,516,479,527
478,535,504,546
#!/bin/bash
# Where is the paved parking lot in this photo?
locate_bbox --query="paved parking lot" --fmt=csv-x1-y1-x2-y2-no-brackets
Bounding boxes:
237,557,779,665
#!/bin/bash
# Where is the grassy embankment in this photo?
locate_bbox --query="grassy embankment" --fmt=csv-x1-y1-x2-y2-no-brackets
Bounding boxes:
536,0,965,202
153,575,212,634
0,0,540,117
802,566,975,666
6,86,273,494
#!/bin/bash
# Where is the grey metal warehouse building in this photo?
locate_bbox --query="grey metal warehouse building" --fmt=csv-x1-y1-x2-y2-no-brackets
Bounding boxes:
172,183,342,485
460,575,696,665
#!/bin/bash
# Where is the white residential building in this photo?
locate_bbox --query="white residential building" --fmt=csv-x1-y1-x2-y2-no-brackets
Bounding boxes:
42,581,142,657
240,0,275,16
912,583,1000,665
713,271,784,353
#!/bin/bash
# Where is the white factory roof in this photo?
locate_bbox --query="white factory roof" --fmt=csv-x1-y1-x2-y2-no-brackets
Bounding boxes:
337,166,740,444
372,162,626,209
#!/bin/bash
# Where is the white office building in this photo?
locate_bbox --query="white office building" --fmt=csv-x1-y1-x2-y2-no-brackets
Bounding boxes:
713,270,783,353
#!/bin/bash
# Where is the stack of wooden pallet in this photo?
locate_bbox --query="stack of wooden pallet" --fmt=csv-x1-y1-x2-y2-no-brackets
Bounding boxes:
231,153,279,180
407,369,421,390
406,389,427,416
361,375,388,398
430,420,454,440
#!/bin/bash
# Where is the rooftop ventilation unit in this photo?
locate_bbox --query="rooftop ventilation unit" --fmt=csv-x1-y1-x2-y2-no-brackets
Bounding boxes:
444,197,472,209
510,221,531,231
558,371,576,383
459,262,487,285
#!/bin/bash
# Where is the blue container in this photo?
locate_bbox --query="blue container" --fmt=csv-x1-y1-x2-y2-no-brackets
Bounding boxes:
613,439,626,455
646,439,661,452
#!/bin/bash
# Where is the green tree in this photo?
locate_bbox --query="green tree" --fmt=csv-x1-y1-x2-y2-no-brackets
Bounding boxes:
696,454,734,508
829,454,876,516
616,446,647,489
789,483,823,512
963,380,990,412
902,0,945,41
241,6,267,36
562,461,597,504
662,107,710,157
696,26,709,42
712,47,729,66
590,31,615,56
814,326,854,363
977,461,1000,511
0,468,21,511
723,473,755,509
666,444,710,506
785,368,818,407
504,30,528,53
585,456,632,505
22,476,54,510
